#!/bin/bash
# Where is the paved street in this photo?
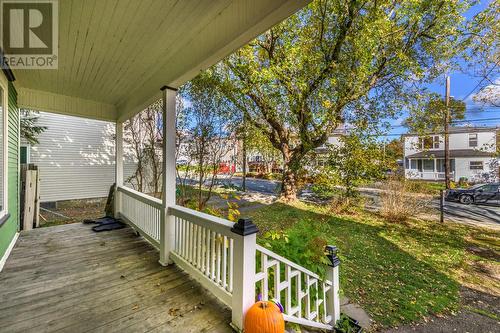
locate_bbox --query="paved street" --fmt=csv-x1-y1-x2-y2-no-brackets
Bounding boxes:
359,188,500,229
439,200,500,229
219,176,280,195
211,176,500,230
178,175,280,195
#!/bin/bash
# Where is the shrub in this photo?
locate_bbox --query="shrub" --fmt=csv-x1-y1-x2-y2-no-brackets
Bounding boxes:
329,194,363,215
458,177,469,188
310,168,340,199
380,180,432,222
405,180,445,195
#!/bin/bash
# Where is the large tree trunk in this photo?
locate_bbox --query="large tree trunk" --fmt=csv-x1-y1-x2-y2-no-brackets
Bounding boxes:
281,169,297,201
280,150,301,201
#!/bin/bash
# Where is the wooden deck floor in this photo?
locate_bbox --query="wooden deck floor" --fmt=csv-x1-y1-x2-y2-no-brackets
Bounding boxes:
0,223,232,333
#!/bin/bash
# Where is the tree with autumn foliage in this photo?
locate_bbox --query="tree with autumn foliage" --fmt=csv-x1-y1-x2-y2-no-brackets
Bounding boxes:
211,0,482,201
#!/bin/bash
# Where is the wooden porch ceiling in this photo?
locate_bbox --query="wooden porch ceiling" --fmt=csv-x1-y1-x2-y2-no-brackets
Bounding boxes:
13,0,309,122
0,223,233,332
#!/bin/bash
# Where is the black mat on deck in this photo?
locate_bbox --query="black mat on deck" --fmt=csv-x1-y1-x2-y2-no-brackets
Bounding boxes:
83,216,126,232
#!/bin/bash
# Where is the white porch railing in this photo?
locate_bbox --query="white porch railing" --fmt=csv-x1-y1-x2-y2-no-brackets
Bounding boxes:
169,204,237,307
115,185,340,331
256,245,338,330
406,170,455,181
116,186,162,248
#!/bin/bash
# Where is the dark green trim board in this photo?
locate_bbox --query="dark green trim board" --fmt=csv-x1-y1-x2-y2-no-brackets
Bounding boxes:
0,79,19,266
0,47,16,82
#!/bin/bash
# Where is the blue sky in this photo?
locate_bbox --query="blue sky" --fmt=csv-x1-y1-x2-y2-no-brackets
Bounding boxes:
385,0,499,139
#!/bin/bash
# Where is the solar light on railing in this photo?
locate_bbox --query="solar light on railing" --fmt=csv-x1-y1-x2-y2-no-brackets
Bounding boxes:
325,245,340,267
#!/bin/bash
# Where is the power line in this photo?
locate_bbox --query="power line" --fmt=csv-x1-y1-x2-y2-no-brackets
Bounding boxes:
383,117,500,130
452,117,500,123
458,61,500,102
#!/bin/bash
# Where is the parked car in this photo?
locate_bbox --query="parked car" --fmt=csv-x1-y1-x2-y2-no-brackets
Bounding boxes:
176,159,189,166
445,183,500,205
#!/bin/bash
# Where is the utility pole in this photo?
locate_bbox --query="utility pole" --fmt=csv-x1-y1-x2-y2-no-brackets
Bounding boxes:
241,114,247,192
444,76,451,190
242,138,247,192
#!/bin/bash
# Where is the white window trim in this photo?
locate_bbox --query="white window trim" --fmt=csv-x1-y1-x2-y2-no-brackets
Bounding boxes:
0,73,9,219
419,135,441,150
468,133,478,148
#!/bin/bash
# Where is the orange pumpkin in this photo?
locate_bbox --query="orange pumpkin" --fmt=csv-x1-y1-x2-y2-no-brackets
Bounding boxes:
244,301,285,333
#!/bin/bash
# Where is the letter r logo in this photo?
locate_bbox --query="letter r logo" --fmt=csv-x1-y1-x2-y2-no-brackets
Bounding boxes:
1,1,54,54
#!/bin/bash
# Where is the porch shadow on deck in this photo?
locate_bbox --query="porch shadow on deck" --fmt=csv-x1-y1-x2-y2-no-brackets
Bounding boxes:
0,223,232,333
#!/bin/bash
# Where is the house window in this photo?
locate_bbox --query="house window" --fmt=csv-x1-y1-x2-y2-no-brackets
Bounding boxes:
419,136,440,149
469,161,484,170
410,159,418,170
436,159,445,172
433,136,440,149
423,159,434,172
469,133,478,147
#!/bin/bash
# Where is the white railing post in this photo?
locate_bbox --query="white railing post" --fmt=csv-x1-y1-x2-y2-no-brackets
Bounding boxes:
231,218,259,332
160,86,177,266
326,245,341,326
115,121,124,217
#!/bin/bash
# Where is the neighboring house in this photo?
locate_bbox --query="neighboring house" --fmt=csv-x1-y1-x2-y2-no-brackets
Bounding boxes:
312,125,347,167
177,133,239,174
22,112,138,203
316,124,347,153
403,127,499,182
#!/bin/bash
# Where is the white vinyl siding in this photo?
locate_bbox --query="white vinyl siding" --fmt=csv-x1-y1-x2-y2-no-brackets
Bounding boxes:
26,112,138,202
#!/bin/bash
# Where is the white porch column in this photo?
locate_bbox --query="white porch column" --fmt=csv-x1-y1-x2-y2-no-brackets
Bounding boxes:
231,218,258,331
159,86,177,266
326,246,341,325
114,121,124,217
433,158,437,179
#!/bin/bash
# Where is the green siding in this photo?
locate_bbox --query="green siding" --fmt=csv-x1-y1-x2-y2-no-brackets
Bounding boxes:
0,80,19,260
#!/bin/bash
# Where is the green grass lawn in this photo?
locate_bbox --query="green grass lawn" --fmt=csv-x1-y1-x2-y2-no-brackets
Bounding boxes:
246,201,500,328
405,180,447,195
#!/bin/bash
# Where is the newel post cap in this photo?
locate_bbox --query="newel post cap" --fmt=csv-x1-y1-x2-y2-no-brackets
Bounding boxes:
231,218,259,236
325,245,340,267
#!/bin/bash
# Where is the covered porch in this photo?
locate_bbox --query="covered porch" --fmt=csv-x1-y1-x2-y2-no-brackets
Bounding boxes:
3,0,341,332
0,223,232,332
405,158,456,181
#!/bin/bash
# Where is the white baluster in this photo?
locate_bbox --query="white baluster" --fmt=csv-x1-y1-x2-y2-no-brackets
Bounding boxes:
205,228,211,277
261,252,268,301
211,231,216,281
216,233,222,284
228,238,233,292
222,235,227,289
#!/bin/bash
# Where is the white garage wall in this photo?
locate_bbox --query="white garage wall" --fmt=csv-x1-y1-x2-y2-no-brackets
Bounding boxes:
25,112,139,202
454,157,497,182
